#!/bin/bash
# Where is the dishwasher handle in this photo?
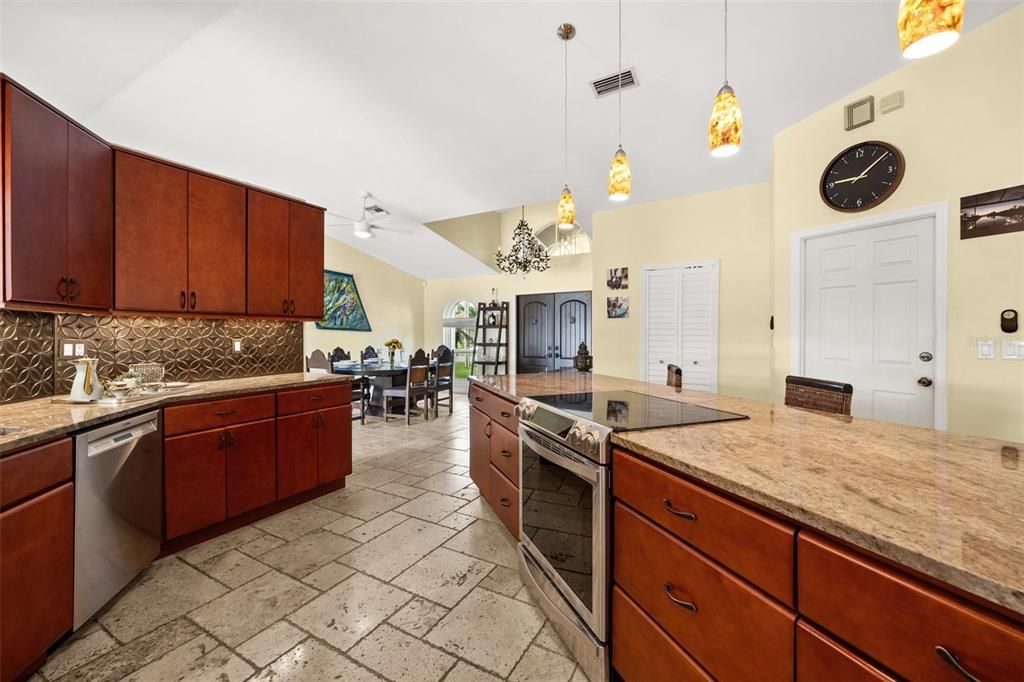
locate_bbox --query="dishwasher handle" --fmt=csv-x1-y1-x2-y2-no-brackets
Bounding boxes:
86,420,158,458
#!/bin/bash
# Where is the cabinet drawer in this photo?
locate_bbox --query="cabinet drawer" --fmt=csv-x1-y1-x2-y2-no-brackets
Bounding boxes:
797,620,895,682
164,394,275,436
489,421,519,486
614,502,795,681
469,383,518,433
0,437,72,508
612,586,712,682
489,464,519,539
613,448,795,606
798,532,1024,682
277,384,350,417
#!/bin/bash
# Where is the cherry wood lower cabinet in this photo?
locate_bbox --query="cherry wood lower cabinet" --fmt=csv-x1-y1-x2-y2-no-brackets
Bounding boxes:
317,405,353,484
469,386,521,536
0,483,74,682
469,405,492,501
612,587,712,682
796,620,895,682
165,427,228,539
225,418,278,517
277,405,353,497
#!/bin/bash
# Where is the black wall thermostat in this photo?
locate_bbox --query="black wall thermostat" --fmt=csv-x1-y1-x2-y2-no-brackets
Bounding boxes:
1002,309,1018,334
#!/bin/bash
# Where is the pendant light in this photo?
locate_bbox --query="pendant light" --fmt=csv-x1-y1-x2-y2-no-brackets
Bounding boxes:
898,0,965,59
557,23,576,230
608,0,631,202
708,0,743,158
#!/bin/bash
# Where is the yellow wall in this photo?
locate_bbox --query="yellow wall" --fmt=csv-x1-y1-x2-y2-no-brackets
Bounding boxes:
304,236,424,361
425,211,501,269
423,202,592,373
771,5,1024,440
590,183,773,400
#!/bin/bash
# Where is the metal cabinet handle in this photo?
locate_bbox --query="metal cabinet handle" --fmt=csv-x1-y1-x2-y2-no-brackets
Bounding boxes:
180,291,187,309
663,583,697,612
283,298,289,313
309,395,323,402
662,499,697,521
484,422,492,438
215,409,235,417
67,278,81,301
499,498,511,507
57,277,69,301
500,411,512,418
189,291,197,310
474,396,484,402
217,431,227,449
935,646,982,682
225,429,235,447
289,299,296,314
500,450,512,458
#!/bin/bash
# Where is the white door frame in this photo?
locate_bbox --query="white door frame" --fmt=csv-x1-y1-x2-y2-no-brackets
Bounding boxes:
642,259,720,392
789,202,949,430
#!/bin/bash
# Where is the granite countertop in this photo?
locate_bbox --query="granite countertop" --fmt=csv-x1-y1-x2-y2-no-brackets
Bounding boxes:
470,371,1024,616
0,373,352,455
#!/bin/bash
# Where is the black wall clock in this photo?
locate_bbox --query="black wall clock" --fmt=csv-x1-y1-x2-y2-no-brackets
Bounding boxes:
820,141,905,212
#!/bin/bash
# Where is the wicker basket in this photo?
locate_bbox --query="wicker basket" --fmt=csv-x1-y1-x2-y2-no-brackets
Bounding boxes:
784,376,853,416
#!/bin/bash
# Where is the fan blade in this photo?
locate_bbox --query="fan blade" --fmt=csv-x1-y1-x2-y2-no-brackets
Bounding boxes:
371,223,414,235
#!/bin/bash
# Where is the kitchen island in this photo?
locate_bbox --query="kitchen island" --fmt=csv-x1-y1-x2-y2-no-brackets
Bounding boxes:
470,371,1024,681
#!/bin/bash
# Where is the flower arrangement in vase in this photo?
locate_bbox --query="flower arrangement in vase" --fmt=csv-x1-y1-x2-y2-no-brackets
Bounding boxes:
384,338,403,366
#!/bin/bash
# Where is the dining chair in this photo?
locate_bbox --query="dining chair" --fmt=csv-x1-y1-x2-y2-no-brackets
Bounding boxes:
784,375,853,416
307,349,330,374
330,347,370,424
361,345,378,362
666,364,683,392
429,346,455,417
329,347,351,362
383,349,431,425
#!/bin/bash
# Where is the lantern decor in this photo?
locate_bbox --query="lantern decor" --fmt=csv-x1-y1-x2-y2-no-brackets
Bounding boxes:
495,207,550,277
898,0,965,59
574,342,593,373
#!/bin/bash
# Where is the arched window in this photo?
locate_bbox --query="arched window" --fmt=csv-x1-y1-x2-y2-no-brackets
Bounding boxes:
442,300,477,381
534,221,591,257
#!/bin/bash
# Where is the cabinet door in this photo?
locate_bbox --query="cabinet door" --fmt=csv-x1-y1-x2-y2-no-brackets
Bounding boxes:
0,483,74,682
317,405,352,485
246,190,290,316
3,82,68,306
66,124,112,310
276,412,318,498
114,152,188,312
288,201,324,319
225,418,277,518
469,406,491,500
187,173,246,314
164,428,226,539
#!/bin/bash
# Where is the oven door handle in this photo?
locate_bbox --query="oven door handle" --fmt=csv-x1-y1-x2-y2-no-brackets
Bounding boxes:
519,425,600,483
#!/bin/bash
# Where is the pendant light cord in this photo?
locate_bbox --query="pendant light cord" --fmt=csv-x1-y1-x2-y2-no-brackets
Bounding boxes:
723,0,729,85
617,0,622,146
563,36,568,182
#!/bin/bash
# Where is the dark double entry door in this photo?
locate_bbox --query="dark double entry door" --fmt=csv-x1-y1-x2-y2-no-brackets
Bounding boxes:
517,291,592,373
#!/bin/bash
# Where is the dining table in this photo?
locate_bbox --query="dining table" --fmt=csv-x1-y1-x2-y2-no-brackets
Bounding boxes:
331,359,437,416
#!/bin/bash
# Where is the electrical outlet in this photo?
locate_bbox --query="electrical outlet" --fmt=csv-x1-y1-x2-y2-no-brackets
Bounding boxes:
232,339,242,353
977,339,995,359
74,343,86,357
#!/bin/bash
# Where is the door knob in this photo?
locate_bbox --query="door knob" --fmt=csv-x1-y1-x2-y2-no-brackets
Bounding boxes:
919,352,933,362
918,377,933,387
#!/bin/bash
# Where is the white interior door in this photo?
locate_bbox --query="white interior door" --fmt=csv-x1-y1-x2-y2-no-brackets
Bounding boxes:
803,216,936,427
644,261,719,392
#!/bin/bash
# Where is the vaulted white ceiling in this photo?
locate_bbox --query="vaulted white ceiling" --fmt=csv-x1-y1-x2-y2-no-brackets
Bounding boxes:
2,1,1018,279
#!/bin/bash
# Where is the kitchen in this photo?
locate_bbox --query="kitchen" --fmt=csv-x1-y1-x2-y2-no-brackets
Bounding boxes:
2,1,1023,681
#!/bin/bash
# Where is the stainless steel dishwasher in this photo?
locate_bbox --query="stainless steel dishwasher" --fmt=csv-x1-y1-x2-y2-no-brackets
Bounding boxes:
74,410,163,629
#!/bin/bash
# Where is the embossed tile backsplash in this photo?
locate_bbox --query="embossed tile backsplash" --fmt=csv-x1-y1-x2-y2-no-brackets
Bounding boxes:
1,311,303,403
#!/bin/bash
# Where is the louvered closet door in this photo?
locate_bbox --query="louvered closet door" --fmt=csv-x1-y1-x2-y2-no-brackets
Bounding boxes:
679,263,718,392
644,262,719,392
645,268,682,384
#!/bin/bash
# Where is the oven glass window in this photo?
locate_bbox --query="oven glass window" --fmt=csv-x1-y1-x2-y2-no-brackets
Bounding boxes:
521,442,594,612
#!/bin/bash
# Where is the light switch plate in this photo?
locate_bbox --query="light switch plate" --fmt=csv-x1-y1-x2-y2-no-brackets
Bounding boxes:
977,339,995,359
1002,340,1024,360
232,339,242,353
61,343,75,358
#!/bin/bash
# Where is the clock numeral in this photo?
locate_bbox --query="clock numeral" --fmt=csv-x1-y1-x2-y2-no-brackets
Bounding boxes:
855,148,865,158
856,198,863,207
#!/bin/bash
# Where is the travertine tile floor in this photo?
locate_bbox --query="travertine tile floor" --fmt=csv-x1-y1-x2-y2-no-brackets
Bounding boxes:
34,393,589,682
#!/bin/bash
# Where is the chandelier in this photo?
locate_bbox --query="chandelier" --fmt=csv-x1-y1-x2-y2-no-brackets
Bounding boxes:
496,208,550,276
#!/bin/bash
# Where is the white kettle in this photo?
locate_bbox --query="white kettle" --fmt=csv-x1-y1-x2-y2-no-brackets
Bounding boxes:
70,358,104,402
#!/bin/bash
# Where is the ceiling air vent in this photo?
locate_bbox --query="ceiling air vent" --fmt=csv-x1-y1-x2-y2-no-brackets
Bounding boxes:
591,68,637,98
365,204,389,218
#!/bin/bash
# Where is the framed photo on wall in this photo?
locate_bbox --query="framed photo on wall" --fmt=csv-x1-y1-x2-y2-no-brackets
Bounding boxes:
607,296,629,319
606,267,629,290
960,184,1024,240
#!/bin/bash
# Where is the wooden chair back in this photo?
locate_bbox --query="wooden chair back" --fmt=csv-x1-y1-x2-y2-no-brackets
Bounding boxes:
361,345,378,361
666,364,683,392
434,347,454,384
784,375,853,416
407,349,430,387
307,349,330,374
329,347,351,362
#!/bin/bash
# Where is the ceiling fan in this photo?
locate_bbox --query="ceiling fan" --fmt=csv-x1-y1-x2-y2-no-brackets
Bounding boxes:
326,190,413,239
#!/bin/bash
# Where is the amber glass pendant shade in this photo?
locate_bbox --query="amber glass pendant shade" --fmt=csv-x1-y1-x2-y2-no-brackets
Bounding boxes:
898,0,964,59
557,185,576,229
708,83,742,158
608,146,631,202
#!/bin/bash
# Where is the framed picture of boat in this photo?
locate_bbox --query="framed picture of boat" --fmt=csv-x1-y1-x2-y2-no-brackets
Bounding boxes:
316,270,372,331
960,184,1024,240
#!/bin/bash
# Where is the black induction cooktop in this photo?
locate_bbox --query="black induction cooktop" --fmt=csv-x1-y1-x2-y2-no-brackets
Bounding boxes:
528,390,748,432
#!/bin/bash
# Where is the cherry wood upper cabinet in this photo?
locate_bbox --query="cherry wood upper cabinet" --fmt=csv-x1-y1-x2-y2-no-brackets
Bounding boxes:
67,123,112,310
247,190,290,316
115,151,188,313
3,81,68,307
187,173,246,315
288,201,325,319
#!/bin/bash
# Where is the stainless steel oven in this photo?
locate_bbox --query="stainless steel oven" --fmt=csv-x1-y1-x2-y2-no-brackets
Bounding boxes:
517,411,610,682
